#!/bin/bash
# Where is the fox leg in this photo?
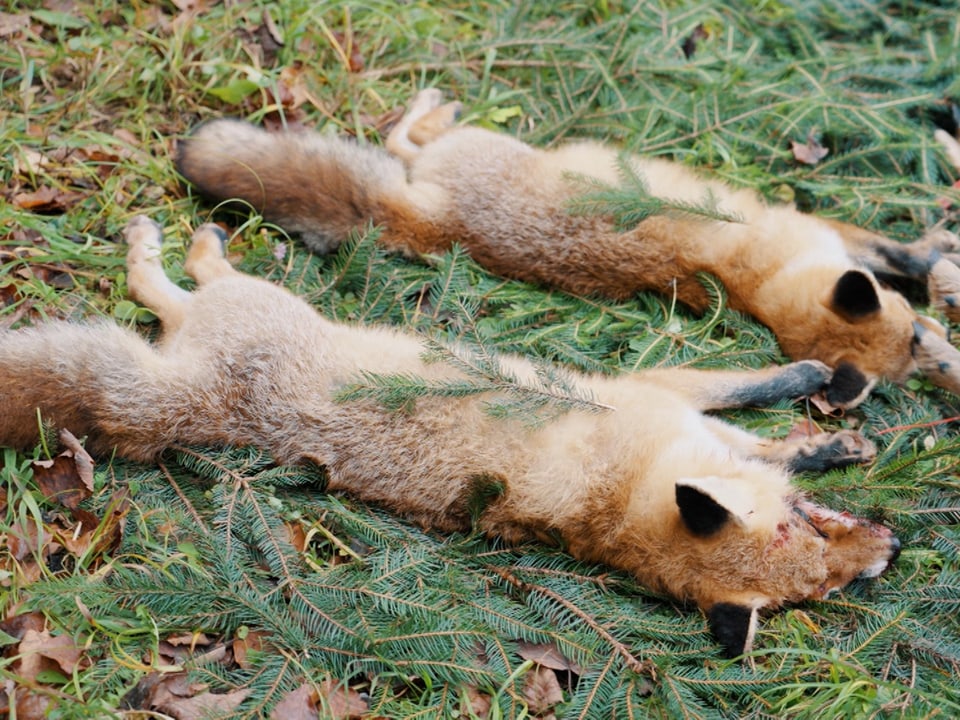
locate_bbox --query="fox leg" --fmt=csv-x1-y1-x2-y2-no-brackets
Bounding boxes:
704,418,877,472
642,360,833,411
385,88,462,163
183,223,235,285
826,218,960,322
124,215,191,333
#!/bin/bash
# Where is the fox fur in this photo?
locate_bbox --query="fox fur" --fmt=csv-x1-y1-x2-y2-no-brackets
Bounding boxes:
176,89,960,406
0,216,900,657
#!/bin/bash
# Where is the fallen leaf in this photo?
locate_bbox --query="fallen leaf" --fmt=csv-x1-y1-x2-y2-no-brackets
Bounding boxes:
0,612,47,644
522,664,564,715
18,628,84,676
58,429,95,492
459,685,492,719
32,455,90,510
784,419,821,442
808,391,845,417
0,11,31,37
516,641,582,674
11,690,53,720
270,683,319,720
166,632,212,649
790,136,829,166
12,186,83,213
233,628,269,669
151,684,251,720
316,679,368,719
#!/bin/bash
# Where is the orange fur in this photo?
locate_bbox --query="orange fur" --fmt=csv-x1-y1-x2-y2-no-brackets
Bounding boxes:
0,216,899,656
176,89,960,405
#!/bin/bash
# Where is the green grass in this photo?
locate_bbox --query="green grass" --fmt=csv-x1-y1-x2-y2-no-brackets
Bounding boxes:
2,0,959,717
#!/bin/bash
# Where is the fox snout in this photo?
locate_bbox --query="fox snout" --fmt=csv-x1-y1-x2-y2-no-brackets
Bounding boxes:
795,501,901,598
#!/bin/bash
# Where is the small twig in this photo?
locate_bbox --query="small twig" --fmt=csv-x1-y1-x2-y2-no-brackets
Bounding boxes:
874,416,960,435
158,459,209,534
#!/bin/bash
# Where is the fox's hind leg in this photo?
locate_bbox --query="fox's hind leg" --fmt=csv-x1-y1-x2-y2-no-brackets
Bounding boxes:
183,223,236,285
124,215,191,333
385,88,462,163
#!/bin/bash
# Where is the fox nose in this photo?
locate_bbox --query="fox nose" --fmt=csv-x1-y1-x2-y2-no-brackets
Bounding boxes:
887,536,902,566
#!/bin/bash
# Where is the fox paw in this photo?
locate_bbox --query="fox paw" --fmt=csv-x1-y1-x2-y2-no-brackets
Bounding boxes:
928,257,960,323
123,215,164,250
785,429,876,473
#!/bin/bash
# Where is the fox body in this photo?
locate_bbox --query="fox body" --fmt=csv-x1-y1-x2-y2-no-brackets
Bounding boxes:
177,89,960,405
0,217,899,656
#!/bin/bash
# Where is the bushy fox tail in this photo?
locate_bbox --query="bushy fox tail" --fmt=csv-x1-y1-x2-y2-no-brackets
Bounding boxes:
0,322,177,460
176,120,445,255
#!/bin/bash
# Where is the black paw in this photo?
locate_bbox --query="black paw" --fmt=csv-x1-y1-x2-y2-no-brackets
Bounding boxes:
787,430,876,473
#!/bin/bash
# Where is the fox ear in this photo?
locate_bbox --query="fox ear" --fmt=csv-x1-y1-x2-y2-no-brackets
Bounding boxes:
707,603,758,657
675,478,754,536
830,270,881,320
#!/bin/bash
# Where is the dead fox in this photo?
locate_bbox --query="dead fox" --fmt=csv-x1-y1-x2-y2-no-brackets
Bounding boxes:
0,216,899,657
176,89,960,406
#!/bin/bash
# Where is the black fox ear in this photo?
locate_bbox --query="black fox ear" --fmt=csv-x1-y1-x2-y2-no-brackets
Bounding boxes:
707,603,758,657
830,270,881,320
675,481,732,536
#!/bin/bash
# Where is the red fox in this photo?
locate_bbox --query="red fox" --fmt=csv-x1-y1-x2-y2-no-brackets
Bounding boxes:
0,216,900,656
176,89,960,407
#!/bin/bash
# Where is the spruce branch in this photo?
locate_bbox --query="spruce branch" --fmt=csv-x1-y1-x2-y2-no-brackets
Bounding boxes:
335,333,614,426
566,155,744,231
488,564,657,687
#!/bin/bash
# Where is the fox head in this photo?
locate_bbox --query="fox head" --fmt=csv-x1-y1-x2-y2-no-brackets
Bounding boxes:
775,268,951,408
595,469,900,658
673,475,900,657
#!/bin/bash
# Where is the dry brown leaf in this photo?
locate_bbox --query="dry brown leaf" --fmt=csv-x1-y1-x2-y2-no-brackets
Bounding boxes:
522,665,564,715
32,455,90,510
790,137,829,166
331,31,365,73
4,516,53,563
270,683,319,720
151,684,251,720
317,679,369,719
12,186,83,213
166,632,213,648
18,628,84,676
784,419,821,442
10,690,53,720
459,685,492,719
0,612,46,643
516,641,582,674
0,11,31,38
233,629,269,669
58,429,95,492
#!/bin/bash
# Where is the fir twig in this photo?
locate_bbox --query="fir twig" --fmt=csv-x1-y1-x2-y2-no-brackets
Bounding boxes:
566,154,744,232
489,564,657,687
336,334,614,426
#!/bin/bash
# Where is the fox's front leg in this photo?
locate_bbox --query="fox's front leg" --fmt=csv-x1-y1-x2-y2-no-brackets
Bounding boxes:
704,417,876,473
826,218,960,322
642,360,834,411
